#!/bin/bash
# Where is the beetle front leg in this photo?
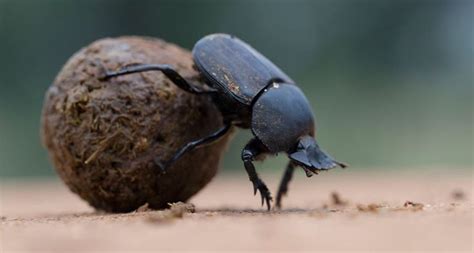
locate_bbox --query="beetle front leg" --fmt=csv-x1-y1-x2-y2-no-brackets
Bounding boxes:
241,138,272,210
99,63,216,94
275,161,296,209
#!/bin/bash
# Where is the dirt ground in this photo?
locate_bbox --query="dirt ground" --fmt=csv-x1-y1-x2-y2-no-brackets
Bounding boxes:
1,169,472,252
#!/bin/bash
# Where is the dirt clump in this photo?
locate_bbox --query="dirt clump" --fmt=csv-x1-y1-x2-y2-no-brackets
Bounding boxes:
403,201,424,211
356,203,383,213
330,191,348,206
451,189,466,200
146,202,195,223
41,36,231,213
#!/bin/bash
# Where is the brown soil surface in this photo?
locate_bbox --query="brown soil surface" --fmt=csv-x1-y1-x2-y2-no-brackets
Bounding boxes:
1,170,472,252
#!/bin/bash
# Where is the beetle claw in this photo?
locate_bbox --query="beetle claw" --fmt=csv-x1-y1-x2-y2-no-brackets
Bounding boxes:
252,179,272,210
302,167,314,177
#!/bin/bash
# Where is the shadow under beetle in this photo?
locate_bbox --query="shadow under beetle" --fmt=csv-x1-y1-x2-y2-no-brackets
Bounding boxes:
100,33,347,210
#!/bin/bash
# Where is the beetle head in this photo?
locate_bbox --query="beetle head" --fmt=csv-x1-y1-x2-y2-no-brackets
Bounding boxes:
288,136,347,176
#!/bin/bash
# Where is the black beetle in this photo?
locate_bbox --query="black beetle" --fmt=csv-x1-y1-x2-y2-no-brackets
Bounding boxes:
101,33,347,210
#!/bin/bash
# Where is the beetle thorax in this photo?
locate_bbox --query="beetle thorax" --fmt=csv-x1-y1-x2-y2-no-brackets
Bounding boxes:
251,83,315,153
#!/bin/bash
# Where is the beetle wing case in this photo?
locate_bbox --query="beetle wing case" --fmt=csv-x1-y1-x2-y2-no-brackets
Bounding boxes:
252,83,315,153
192,34,293,105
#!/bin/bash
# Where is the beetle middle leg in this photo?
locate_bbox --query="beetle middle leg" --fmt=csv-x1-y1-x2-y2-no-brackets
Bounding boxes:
275,161,296,209
241,138,272,210
99,63,216,94
155,123,232,173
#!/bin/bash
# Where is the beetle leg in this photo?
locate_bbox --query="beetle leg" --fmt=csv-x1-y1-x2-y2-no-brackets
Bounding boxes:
99,63,217,94
241,138,272,210
155,123,232,173
275,161,296,209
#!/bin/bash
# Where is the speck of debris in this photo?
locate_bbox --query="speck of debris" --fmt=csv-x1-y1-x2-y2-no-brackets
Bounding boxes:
146,202,195,224
136,203,151,212
330,192,348,206
204,212,216,217
309,210,329,218
0,216,6,221
445,203,459,212
403,201,424,211
451,189,466,200
356,203,382,213
169,202,196,216
321,204,341,212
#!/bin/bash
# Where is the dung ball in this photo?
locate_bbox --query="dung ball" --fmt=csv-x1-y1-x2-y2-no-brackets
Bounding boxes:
41,36,231,213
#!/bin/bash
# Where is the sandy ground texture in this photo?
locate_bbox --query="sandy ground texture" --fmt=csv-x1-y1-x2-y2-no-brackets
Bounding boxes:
1,169,472,252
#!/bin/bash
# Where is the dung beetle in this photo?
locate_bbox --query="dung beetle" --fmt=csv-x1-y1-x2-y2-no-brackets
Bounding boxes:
101,33,347,210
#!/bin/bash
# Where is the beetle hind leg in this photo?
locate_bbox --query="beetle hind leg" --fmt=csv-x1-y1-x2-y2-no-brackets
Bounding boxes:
241,138,272,210
275,161,295,209
99,63,216,94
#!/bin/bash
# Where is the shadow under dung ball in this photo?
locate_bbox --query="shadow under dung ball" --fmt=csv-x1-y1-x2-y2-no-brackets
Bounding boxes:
41,36,231,213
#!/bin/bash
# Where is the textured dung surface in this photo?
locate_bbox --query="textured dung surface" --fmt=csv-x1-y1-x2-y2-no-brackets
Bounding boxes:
41,36,231,212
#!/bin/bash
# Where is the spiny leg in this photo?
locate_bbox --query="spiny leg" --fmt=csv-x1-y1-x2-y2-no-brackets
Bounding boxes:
99,63,216,94
156,123,232,173
241,138,272,210
275,161,296,209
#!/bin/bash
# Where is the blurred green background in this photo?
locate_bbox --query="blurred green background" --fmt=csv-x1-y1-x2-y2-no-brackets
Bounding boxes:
0,0,472,178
